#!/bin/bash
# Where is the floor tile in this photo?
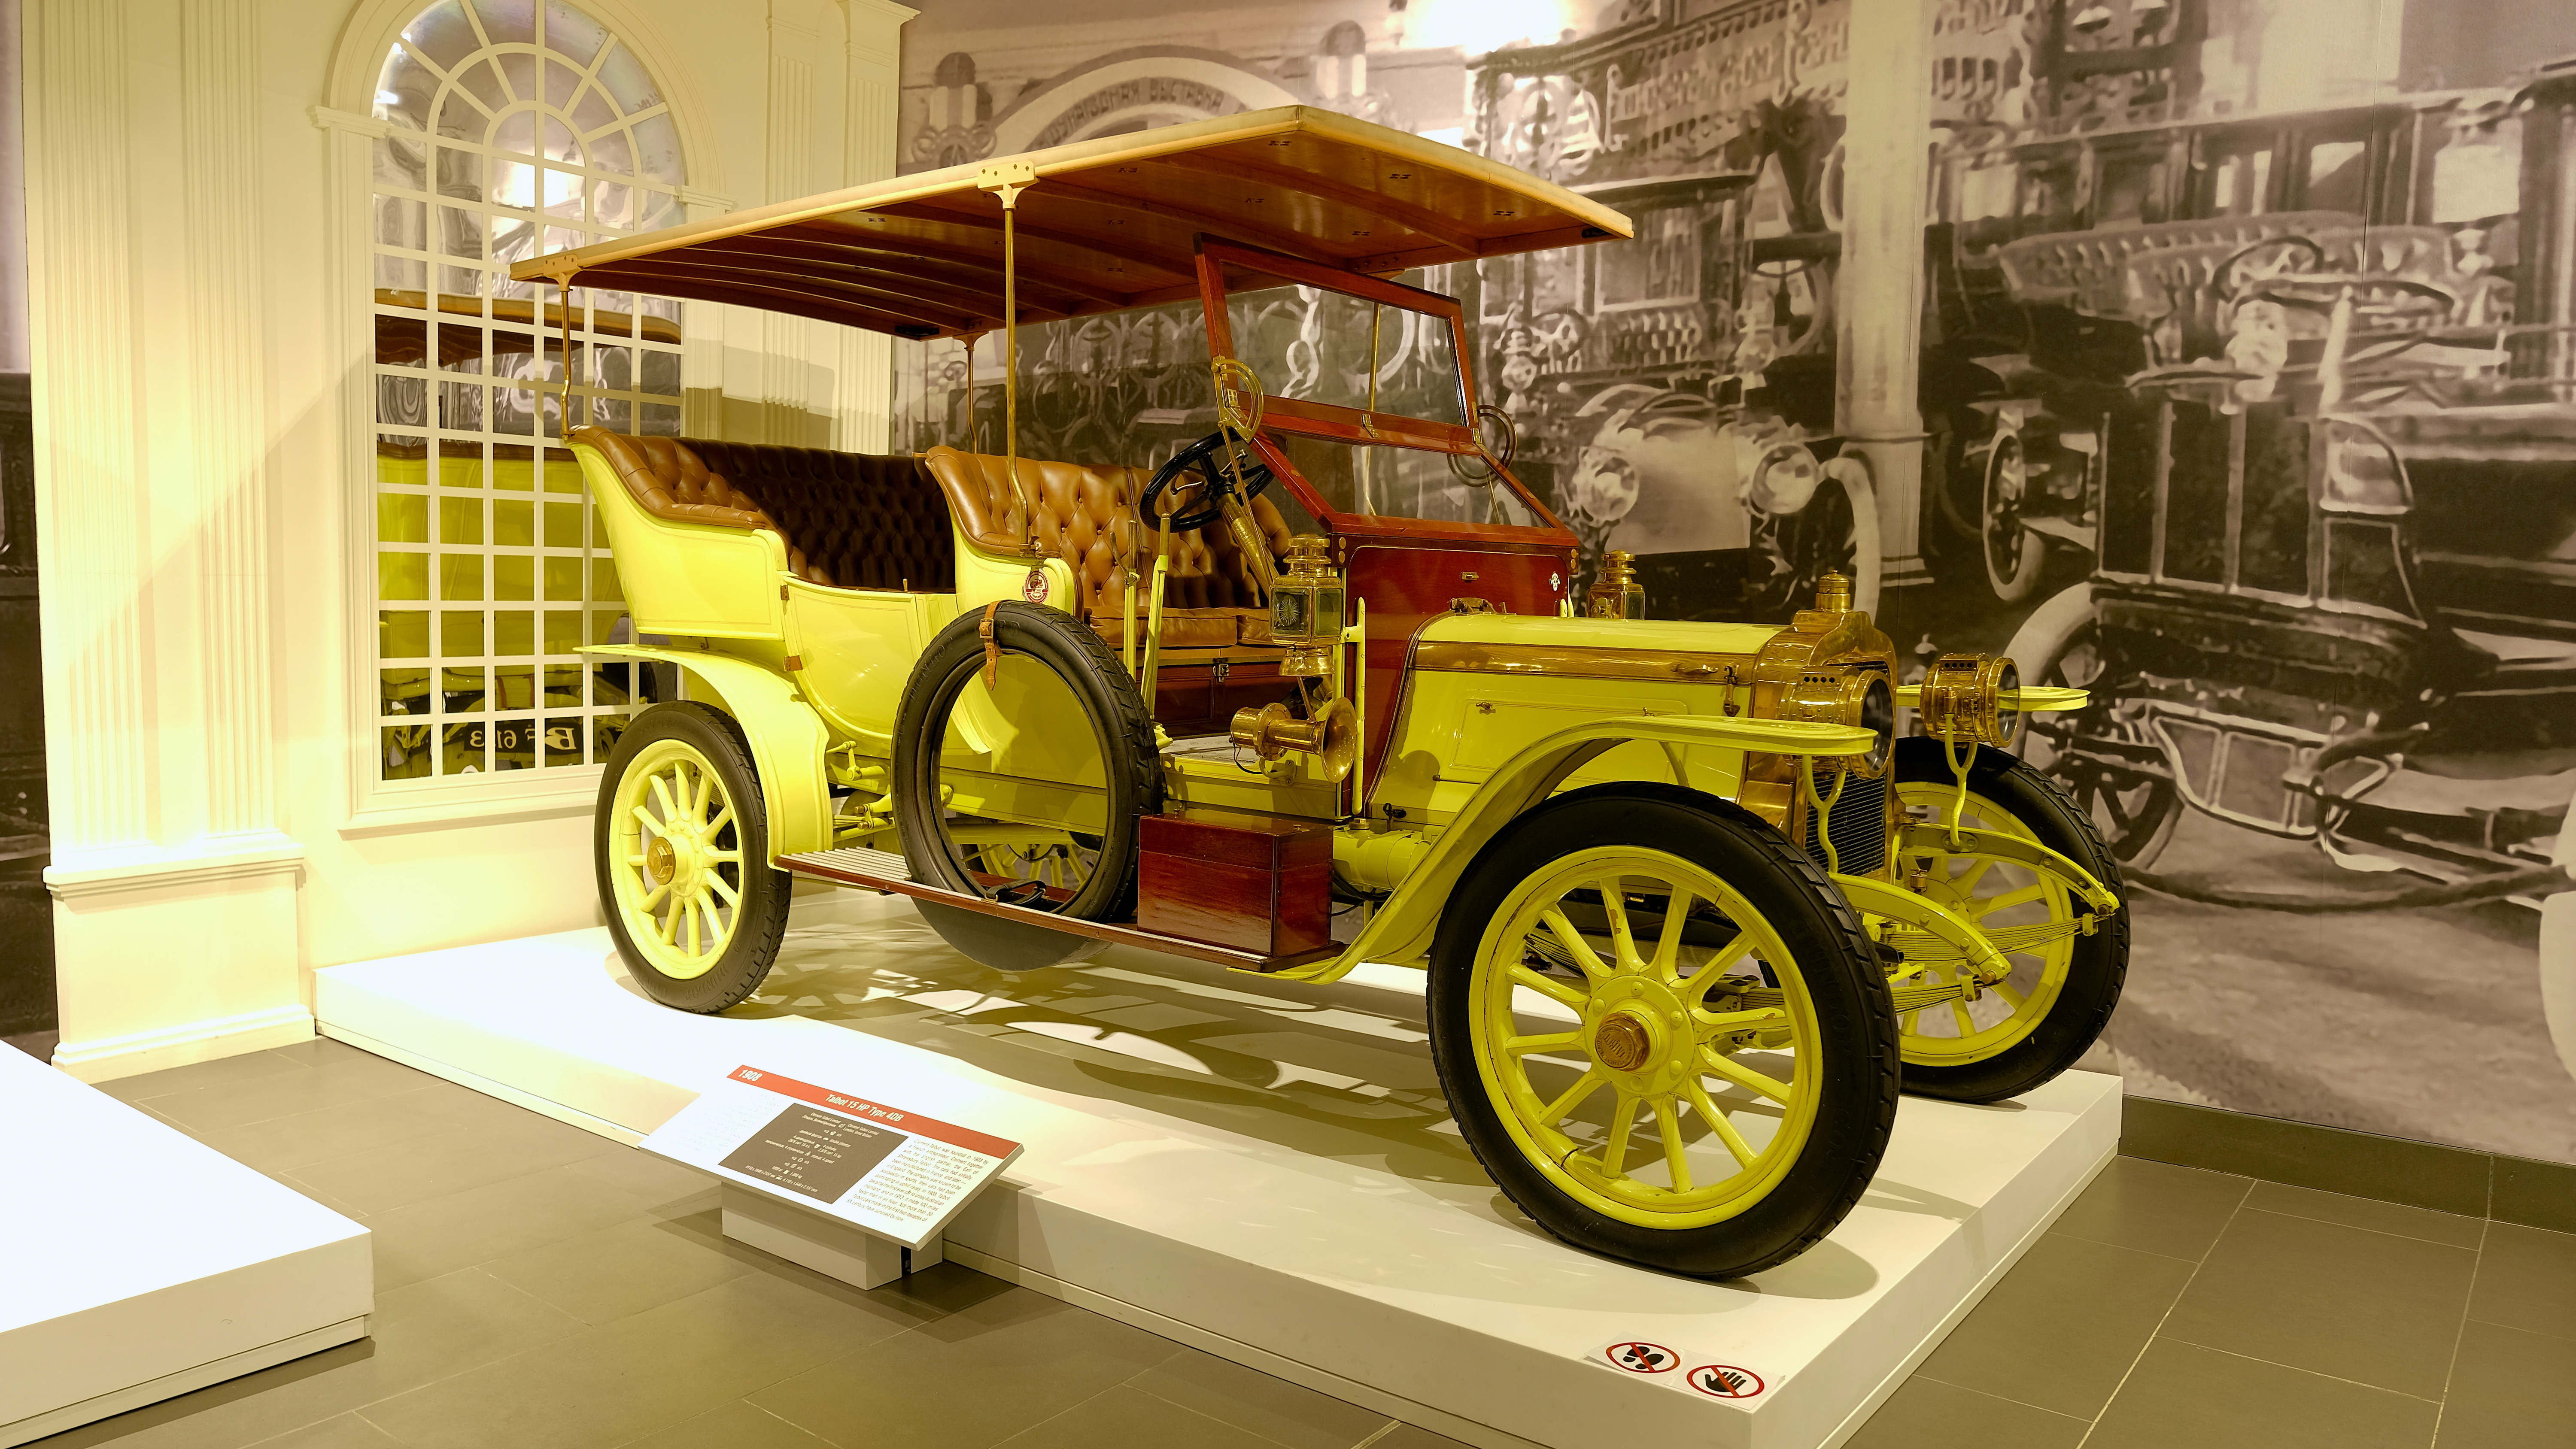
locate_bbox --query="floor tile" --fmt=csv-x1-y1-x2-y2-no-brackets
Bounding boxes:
622,1399,835,1448
93,1048,311,1103
245,1412,408,1447
2466,1222,2576,1343
748,1286,1184,1449
142,1056,440,1133
270,1037,382,1069
999,1385,1285,1449
2085,1338,2439,1449
2160,1207,2475,1399
1367,1426,1476,1449
2435,1319,2576,1449
1913,1231,2197,1419
1844,1376,2088,1449
2245,1180,2485,1249
563,1144,721,1208
2048,1157,2250,1262
360,1159,667,1291
1127,1346,1391,1449
283,1106,623,1216
360,1263,950,1449
188,1087,488,1176
477,1210,759,1325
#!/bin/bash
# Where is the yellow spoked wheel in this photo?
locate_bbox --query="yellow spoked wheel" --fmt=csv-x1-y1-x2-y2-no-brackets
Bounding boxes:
1430,787,1899,1279
1886,737,2129,1102
595,703,791,1012
611,740,745,977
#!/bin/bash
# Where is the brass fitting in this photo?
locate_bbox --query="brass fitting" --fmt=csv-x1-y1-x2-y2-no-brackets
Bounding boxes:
1918,653,2023,748
1775,667,1896,773
1267,534,1345,678
1814,570,1854,613
1587,550,1645,619
1230,696,1356,781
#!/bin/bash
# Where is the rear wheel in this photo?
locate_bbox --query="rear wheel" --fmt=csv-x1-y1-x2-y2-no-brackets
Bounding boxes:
596,702,792,1013
1888,738,2129,1102
1429,786,1899,1279
2009,583,2180,866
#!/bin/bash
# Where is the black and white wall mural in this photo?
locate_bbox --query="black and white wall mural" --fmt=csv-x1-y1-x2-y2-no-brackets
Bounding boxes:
891,0,2576,1166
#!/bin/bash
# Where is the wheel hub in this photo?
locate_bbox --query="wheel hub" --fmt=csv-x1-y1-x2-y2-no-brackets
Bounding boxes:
1593,1013,1652,1072
645,836,676,885
1585,976,1696,1093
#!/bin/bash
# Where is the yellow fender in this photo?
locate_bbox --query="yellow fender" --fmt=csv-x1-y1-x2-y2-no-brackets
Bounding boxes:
1891,819,2121,913
582,646,831,863
1830,873,2012,984
1274,712,1878,983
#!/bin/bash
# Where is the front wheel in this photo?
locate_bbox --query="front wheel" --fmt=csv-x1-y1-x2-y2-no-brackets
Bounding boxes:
1888,737,2130,1102
595,702,793,1013
1428,785,1900,1279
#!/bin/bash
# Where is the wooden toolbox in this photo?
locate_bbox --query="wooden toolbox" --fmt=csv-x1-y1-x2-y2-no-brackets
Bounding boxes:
1136,809,1334,961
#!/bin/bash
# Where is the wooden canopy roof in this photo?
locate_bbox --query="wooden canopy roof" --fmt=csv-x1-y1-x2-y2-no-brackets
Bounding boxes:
507,107,1632,342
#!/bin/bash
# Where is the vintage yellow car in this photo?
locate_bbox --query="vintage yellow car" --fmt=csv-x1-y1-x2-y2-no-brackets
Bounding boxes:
515,108,2129,1279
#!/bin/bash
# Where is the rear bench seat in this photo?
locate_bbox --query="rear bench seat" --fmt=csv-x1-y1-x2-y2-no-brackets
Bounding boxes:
572,427,1288,649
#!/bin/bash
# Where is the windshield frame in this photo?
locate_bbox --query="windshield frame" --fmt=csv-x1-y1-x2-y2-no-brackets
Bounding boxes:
1194,238,1568,543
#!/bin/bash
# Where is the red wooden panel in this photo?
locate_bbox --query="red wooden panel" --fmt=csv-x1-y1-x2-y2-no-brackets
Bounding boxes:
1138,812,1335,955
1137,855,1276,953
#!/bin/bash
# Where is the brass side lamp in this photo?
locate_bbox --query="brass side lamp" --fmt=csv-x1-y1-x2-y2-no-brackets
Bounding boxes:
1267,534,1345,678
1586,550,1645,619
1918,652,2023,749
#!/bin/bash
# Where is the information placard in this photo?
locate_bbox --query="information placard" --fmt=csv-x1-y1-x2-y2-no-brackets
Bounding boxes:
641,1065,1022,1249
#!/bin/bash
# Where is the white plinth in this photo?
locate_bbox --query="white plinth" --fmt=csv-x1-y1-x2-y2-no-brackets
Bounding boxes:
315,894,2118,1449
718,1183,945,1290
0,1047,372,1447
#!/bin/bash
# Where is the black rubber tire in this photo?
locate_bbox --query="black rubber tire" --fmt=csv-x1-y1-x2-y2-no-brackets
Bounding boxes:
1427,784,1902,1279
595,702,793,1014
892,601,1161,922
1892,737,2131,1103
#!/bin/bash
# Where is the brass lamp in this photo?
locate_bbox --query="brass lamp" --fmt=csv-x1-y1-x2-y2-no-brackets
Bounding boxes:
1269,534,1345,678
1587,550,1645,619
1918,652,2023,748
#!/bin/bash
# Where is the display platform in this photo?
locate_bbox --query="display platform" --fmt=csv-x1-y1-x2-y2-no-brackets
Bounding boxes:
315,891,2118,1449
0,1045,372,1447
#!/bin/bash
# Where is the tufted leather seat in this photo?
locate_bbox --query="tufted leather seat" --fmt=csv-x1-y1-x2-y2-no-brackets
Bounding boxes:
575,427,956,591
922,446,1291,647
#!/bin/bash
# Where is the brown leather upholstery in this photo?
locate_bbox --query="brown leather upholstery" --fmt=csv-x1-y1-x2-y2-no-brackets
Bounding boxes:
575,427,956,591
921,446,1291,640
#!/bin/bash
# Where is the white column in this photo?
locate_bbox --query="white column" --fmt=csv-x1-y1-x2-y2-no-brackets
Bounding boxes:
761,6,820,446
26,0,152,868
1835,0,1935,593
835,0,914,455
35,0,308,1080
185,0,286,848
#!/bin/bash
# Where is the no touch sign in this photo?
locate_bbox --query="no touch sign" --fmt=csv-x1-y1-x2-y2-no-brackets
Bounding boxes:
1597,1341,1682,1375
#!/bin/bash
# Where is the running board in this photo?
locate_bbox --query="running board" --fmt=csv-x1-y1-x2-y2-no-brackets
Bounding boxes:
777,847,1340,974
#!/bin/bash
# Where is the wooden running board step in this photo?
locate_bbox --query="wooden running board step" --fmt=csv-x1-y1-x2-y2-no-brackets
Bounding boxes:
776,848,1338,973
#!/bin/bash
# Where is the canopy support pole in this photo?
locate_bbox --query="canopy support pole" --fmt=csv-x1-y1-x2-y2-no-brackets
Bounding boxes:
978,161,1041,555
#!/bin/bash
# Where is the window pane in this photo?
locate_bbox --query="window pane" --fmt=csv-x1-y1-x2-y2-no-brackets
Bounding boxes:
370,0,687,783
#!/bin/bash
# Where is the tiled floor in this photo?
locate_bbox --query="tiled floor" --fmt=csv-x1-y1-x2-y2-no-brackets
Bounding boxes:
36,1040,2576,1448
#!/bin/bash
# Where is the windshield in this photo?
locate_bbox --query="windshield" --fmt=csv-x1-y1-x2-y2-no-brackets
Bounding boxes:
1270,433,1538,528
1223,282,1467,427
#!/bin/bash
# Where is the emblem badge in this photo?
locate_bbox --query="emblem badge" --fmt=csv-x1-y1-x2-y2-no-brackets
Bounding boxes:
1021,567,1049,604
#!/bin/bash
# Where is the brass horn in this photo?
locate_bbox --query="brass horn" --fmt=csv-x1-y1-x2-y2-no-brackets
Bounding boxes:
1229,697,1358,782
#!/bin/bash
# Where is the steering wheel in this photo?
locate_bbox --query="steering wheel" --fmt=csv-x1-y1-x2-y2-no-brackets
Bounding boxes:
1142,430,1275,532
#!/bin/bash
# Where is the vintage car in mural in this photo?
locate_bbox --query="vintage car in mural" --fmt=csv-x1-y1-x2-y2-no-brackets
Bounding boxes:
514,109,2129,1278
2001,63,2576,1079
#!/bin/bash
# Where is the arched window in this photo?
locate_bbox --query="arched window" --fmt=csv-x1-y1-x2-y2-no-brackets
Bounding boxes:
367,0,687,784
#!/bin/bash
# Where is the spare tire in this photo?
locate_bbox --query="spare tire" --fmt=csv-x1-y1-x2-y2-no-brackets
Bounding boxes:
892,600,1161,927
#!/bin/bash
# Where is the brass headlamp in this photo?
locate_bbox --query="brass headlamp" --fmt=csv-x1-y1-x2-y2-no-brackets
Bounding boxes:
1586,550,1645,619
1777,667,1895,774
1268,534,1345,678
1918,653,2023,748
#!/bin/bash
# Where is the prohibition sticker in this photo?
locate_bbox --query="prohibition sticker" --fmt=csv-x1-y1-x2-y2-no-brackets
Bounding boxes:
1687,1364,1766,1399
1598,1341,1683,1375
1021,567,1050,604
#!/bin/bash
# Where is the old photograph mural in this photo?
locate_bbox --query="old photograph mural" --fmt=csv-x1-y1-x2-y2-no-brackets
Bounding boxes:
891,0,2576,1164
